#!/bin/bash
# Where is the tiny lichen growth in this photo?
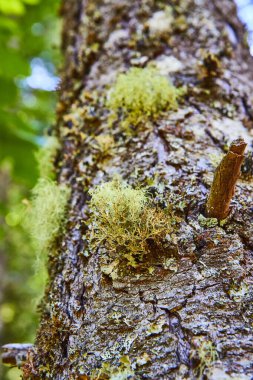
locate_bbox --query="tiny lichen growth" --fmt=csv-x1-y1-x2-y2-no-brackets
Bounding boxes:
107,67,182,128
146,317,166,336
229,281,249,302
147,7,173,37
91,356,134,380
94,134,115,160
191,338,218,379
89,178,171,266
198,214,218,228
208,152,224,168
35,136,60,180
25,178,70,254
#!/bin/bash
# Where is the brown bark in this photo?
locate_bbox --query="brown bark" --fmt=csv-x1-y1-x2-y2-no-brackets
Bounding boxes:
22,0,253,379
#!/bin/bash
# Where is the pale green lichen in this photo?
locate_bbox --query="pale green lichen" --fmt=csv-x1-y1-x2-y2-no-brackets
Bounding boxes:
163,257,178,272
89,178,171,266
107,67,182,129
208,152,224,168
135,353,151,367
25,178,70,254
198,214,218,228
91,356,134,380
191,338,218,379
100,259,119,279
35,136,60,180
146,318,166,336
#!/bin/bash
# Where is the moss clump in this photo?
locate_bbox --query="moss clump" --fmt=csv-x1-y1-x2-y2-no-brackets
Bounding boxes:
35,136,60,180
89,178,171,266
25,178,70,254
107,67,181,128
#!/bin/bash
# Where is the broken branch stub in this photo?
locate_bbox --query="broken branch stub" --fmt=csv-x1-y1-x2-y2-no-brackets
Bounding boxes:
1,343,34,367
206,138,247,220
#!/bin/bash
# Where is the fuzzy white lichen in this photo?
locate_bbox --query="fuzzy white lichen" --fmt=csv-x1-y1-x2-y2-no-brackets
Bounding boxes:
155,55,184,75
35,136,60,180
25,178,70,254
191,338,218,379
89,178,171,266
147,8,173,37
107,67,181,129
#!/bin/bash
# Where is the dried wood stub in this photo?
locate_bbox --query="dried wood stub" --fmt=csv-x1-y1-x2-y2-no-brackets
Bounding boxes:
206,138,247,220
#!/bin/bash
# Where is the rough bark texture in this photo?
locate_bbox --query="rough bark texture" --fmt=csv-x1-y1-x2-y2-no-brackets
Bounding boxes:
28,0,253,379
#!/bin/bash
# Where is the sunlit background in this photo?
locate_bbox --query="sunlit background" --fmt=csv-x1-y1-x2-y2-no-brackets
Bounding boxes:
236,0,253,54
0,1,252,379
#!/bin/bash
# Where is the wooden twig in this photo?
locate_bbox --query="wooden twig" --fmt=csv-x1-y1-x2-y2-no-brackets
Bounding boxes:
206,138,247,220
1,343,34,367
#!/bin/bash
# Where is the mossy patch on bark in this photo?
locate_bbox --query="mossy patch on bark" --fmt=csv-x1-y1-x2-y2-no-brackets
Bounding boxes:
107,67,182,130
89,177,172,267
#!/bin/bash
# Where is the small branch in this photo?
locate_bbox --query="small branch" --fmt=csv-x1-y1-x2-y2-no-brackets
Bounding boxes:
1,343,34,367
206,138,247,220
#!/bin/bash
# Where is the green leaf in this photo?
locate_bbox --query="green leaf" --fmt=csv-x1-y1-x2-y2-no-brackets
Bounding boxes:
0,48,30,78
0,77,18,105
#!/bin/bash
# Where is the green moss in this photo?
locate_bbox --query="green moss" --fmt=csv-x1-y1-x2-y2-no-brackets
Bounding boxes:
25,178,70,254
35,136,60,180
107,67,182,128
89,178,171,266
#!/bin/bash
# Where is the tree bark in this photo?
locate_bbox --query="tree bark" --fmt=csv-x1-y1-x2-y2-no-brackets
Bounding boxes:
25,0,253,379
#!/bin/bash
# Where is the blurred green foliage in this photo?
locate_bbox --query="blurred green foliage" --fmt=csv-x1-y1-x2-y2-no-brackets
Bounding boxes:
0,0,60,186
0,0,61,378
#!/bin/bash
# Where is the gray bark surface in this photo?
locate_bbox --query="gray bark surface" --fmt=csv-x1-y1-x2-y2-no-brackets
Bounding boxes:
26,0,253,379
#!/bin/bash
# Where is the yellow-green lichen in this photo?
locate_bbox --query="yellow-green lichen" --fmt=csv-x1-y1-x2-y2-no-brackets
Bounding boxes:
107,67,182,129
35,136,60,180
89,178,171,266
91,356,134,380
198,214,218,228
25,178,70,254
146,317,166,336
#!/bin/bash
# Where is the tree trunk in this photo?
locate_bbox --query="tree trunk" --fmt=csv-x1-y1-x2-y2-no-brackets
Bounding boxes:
25,0,253,379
